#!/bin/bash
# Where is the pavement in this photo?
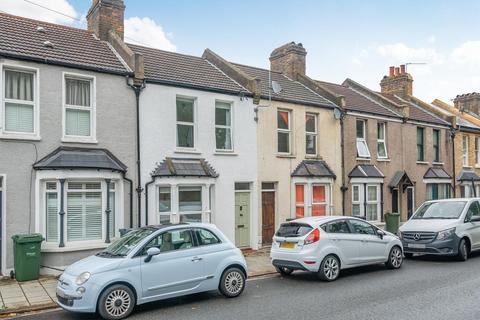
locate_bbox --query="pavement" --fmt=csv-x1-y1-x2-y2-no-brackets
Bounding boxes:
15,252,480,320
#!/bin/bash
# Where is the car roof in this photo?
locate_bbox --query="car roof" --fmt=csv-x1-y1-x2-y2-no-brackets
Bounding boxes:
289,216,359,226
138,222,217,231
424,198,478,203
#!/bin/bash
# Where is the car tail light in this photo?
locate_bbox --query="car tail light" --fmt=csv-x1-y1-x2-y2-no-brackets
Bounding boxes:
304,228,320,245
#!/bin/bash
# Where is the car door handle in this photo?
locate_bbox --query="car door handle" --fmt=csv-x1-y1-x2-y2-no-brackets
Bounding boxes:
191,257,203,263
361,240,368,243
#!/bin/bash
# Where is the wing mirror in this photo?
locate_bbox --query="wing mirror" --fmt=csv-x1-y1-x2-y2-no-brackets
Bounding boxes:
144,247,161,263
469,216,480,223
377,229,386,239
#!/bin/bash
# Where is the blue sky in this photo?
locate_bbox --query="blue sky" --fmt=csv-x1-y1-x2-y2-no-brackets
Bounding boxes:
3,0,480,102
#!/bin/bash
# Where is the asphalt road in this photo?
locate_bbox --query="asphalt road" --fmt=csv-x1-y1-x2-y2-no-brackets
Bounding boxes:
17,253,480,320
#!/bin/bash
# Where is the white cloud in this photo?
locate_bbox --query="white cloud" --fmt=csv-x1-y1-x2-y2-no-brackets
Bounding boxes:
0,0,77,24
451,41,480,66
125,17,176,51
376,43,443,64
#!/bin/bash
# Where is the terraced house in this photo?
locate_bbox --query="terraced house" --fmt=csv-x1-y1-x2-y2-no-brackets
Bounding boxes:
0,6,140,275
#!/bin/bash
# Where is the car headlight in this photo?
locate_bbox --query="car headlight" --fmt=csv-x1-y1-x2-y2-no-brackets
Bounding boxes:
75,272,91,286
397,231,403,239
436,228,456,241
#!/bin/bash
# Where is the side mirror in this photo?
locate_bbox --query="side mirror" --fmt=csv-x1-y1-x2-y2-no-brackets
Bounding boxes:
470,216,480,223
377,230,386,239
144,247,161,263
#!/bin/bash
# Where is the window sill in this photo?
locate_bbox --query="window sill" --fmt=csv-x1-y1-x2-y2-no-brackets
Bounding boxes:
432,162,444,166
276,153,296,159
463,165,472,169
174,148,202,155
376,158,390,162
356,157,371,161
416,161,429,165
475,164,480,169
0,133,41,141
41,241,111,253
61,137,98,144
305,154,321,159
214,151,238,156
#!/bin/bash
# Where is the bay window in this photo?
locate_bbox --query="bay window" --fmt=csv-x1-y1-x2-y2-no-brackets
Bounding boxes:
305,113,317,155
179,186,202,222
45,182,58,242
277,110,291,154
215,101,233,151
64,75,94,140
158,187,172,224
352,185,361,217
351,183,381,222
176,97,195,148
294,183,331,218
426,183,450,200
356,119,370,158
377,122,387,158
366,185,380,221
295,184,305,218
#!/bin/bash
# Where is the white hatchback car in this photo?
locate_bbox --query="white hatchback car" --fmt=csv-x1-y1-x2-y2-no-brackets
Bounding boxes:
271,216,403,281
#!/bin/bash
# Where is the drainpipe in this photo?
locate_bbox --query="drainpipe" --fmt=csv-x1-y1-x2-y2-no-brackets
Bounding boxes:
123,174,133,228
340,113,347,216
58,179,66,248
127,77,146,227
105,179,111,243
450,127,457,197
144,178,156,226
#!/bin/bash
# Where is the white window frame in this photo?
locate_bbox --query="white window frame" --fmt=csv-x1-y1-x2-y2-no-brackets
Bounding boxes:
356,119,370,158
352,184,362,217
476,137,480,166
463,135,469,167
277,109,292,154
292,178,333,218
0,174,6,275
366,184,381,222
157,186,172,224
305,113,318,156
62,72,97,143
351,182,381,222
0,63,40,140
215,100,234,152
175,96,197,150
377,122,388,159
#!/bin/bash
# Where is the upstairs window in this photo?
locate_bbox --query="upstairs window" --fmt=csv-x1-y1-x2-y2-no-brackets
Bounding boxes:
3,69,36,134
476,137,480,165
305,113,317,155
433,129,440,162
356,119,370,158
417,127,425,162
463,135,469,167
377,122,387,158
215,101,233,151
277,110,291,154
176,98,195,148
64,76,93,138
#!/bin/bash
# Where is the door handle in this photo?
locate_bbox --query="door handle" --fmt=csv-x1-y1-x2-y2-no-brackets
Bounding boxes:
361,240,367,243
237,225,245,228
191,257,203,263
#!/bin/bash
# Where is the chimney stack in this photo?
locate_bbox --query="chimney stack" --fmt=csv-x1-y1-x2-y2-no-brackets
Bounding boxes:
87,0,125,41
454,93,480,115
380,65,413,97
269,42,307,79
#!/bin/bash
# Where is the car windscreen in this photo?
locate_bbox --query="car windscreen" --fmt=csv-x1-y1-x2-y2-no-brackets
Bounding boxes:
412,201,467,220
98,228,157,257
276,223,313,237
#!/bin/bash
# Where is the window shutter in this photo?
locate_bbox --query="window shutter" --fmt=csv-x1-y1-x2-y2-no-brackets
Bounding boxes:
67,189,102,242
46,192,58,242
5,103,34,133
85,192,102,240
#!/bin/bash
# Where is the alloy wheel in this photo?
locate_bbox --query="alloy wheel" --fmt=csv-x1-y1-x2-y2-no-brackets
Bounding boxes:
323,257,339,280
224,271,244,295
390,247,403,268
105,289,131,318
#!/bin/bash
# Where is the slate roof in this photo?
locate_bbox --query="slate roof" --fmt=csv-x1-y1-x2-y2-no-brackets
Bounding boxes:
291,160,336,178
232,63,336,108
0,12,130,75
33,147,127,172
151,158,218,178
318,81,401,118
128,44,247,95
389,171,414,188
457,169,480,182
348,165,384,178
423,167,451,180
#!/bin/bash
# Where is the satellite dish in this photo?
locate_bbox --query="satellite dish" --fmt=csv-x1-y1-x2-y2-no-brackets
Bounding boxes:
271,81,282,94
333,108,343,120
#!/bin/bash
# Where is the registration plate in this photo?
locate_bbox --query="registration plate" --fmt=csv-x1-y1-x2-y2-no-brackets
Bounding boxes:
408,243,426,249
280,242,296,249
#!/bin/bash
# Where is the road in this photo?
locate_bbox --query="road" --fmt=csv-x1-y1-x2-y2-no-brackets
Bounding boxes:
17,253,480,320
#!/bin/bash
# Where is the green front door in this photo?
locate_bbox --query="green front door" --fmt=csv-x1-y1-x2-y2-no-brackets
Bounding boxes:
235,192,250,248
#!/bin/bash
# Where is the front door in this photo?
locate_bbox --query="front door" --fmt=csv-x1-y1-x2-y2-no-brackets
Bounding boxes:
235,192,250,248
261,191,275,245
407,187,414,219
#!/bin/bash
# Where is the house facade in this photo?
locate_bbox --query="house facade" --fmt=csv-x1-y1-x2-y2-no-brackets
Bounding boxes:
0,7,138,274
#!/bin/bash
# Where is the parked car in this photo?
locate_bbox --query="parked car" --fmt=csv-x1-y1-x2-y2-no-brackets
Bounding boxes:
56,223,247,320
270,216,403,281
399,198,480,261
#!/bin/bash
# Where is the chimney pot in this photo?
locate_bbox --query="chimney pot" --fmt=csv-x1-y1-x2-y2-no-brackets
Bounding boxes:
380,65,413,97
389,66,395,77
400,64,406,74
395,67,400,76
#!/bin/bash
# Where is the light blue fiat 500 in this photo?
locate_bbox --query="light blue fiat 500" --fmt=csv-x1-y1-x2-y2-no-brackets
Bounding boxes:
56,223,248,320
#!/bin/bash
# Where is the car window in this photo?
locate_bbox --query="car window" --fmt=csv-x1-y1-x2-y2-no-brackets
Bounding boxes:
195,229,221,246
321,220,351,234
276,223,313,237
348,219,377,235
465,201,480,221
143,229,194,254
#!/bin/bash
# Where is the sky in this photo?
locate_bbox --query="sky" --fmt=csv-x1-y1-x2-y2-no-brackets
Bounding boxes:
1,0,480,103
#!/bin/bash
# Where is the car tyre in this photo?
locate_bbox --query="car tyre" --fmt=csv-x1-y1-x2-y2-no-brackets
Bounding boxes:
98,284,136,320
386,246,403,269
404,252,414,259
219,267,246,298
457,238,468,261
275,266,294,276
318,255,340,282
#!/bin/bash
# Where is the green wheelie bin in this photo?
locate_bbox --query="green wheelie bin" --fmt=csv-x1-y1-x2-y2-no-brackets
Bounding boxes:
385,212,400,234
11,234,44,281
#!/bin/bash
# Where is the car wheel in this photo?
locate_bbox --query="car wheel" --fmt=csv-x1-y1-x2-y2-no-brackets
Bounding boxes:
386,246,403,269
404,252,414,259
219,267,246,298
457,238,468,261
318,255,340,282
275,266,294,276
98,284,135,320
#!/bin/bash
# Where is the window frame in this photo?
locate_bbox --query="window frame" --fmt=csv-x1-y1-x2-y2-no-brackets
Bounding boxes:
193,228,222,246
352,184,362,217
463,135,469,167
432,129,440,163
175,96,197,150
376,122,388,159
305,113,318,156
214,100,234,152
417,127,425,162
366,184,380,222
356,119,370,158
476,137,480,166
139,228,197,256
277,109,292,154
62,72,96,143
351,183,381,222
0,64,40,140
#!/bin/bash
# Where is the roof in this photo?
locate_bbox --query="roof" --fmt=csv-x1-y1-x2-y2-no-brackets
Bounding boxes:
232,63,336,108
33,147,127,172
423,167,451,180
348,165,384,178
318,81,401,118
291,160,336,179
0,12,129,75
457,169,480,182
128,44,247,95
389,171,414,188
151,158,218,178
